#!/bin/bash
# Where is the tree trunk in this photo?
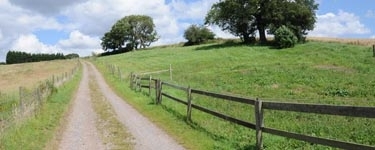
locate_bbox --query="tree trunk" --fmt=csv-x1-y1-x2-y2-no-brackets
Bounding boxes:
258,26,267,44
242,33,251,44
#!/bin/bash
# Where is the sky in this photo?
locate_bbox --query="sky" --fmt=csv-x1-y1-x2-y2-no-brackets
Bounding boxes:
0,0,374,62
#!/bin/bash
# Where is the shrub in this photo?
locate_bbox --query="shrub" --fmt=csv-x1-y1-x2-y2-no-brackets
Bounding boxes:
274,25,298,49
184,24,215,46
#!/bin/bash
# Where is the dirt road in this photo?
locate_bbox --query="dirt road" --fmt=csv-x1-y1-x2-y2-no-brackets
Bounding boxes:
58,62,184,150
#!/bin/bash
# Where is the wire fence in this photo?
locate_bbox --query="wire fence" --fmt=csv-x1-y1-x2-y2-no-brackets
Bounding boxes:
0,60,80,136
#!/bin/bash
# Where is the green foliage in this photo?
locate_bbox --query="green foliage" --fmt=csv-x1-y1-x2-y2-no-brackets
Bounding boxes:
183,25,215,46
274,26,298,48
101,15,158,52
6,51,66,64
205,0,318,43
94,41,375,149
65,53,80,59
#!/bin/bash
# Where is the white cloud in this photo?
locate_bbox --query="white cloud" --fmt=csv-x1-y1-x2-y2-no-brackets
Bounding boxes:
309,10,371,37
0,0,227,61
11,34,59,54
366,10,375,18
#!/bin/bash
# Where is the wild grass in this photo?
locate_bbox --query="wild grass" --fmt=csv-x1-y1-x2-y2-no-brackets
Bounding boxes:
0,69,81,150
93,41,375,149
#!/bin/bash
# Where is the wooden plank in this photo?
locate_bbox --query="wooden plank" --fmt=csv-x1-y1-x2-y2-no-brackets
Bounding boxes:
191,104,256,129
162,82,188,91
140,77,149,80
141,85,149,88
139,69,169,75
162,93,188,106
191,89,256,105
263,127,375,150
262,102,375,118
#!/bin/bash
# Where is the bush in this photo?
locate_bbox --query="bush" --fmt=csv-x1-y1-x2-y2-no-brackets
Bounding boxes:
184,24,215,46
274,25,298,49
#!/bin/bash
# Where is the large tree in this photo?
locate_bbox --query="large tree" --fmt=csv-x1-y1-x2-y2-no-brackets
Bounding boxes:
101,15,158,51
205,0,318,43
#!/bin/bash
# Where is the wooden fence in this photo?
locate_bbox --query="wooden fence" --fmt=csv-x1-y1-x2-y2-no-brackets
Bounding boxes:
129,73,375,150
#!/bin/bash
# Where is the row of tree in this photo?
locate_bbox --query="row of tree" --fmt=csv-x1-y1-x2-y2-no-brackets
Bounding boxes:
100,0,318,52
6,51,79,64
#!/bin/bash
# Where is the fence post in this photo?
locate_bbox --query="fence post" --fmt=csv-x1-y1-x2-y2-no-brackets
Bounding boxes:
373,45,375,57
130,72,134,89
255,98,264,150
149,75,152,96
118,66,122,81
37,87,41,106
156,79,163,104
19,87,24,115
186,86,192,122
169,64,172,81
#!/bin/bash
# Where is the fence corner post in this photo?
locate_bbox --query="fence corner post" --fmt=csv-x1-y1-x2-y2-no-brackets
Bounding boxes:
186,86,192,122
373,45,375,57
255,98,264,150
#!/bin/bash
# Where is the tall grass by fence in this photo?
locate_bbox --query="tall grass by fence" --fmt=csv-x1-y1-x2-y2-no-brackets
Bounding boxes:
0,60,80,136
107,64,375,150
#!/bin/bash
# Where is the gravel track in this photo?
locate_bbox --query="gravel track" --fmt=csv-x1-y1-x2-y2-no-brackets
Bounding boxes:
58,62,184,150
58,62,105,150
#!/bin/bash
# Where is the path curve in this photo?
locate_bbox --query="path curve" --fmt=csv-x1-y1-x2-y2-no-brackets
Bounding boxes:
87,62,185,150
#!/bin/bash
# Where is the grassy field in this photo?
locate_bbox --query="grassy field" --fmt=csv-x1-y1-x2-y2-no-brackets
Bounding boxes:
0,59,79,93
93,41,375,149
0,68,81,150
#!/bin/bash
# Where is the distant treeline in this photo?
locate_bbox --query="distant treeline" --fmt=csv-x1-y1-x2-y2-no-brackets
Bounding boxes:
6,51,79,64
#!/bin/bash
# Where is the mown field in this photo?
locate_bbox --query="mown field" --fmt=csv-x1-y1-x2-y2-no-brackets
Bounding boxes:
93,41,375,149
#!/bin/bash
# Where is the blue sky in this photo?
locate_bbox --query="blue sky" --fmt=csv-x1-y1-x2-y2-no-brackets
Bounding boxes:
0,0,374,62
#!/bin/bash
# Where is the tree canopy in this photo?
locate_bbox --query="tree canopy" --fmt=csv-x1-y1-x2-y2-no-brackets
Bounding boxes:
183,25,215,45
101,15,158,52
205,0,318,44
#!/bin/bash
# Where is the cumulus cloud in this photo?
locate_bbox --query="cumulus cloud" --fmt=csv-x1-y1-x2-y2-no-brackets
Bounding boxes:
309,10,371,37
11,34,59,54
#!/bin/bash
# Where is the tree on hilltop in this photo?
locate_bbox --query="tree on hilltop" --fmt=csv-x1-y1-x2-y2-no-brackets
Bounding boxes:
101,15,158,52
205,0,318,44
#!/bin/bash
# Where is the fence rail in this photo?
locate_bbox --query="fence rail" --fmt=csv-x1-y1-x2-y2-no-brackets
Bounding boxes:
125,71,375,150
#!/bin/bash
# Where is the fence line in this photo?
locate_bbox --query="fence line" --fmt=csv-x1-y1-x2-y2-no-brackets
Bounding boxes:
126,71,375,150
0,59,80,136
104,64,374,150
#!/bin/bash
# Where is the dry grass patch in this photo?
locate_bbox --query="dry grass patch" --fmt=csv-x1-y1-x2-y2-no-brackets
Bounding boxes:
307,37,375,46
0,59,79,93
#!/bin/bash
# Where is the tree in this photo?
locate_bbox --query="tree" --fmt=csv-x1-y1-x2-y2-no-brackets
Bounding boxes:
205,0,258,44
101,15,158,51
183,24,215,45
205,0,318,43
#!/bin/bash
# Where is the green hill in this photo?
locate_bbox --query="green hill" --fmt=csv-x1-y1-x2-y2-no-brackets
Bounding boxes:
93,41,375,149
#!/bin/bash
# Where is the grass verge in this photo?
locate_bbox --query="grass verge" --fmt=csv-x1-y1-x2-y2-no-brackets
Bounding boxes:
0,69,81,150
89,73,134,149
